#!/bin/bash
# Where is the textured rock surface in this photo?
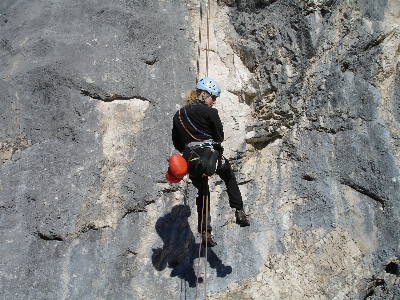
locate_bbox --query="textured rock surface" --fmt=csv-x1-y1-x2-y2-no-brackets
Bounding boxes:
1,0,399,299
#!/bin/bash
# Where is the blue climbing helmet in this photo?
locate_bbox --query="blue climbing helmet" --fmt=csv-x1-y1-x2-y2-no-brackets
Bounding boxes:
196,77,221,97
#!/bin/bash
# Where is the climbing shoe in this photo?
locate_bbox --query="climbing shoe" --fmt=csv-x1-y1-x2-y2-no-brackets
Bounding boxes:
235,209,250,227
201,232,217,247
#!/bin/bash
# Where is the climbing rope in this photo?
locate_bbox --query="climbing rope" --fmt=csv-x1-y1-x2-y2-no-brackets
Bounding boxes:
197,0,211,79
204,177,209,299
195,176,209,299
194,1,212,299
205,0,211,77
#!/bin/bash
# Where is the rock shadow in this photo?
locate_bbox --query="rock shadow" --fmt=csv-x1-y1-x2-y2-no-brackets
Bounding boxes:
152,204,232,287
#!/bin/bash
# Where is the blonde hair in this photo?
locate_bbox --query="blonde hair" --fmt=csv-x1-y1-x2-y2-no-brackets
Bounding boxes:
183,89,202,106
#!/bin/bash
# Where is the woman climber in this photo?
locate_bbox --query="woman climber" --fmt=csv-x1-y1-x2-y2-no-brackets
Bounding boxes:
171,77,250,247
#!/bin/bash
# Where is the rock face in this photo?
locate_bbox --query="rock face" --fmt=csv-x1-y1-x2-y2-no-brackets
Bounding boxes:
0,0,399,299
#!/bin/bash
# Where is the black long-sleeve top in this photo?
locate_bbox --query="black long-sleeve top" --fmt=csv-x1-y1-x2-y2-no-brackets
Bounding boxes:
172,103,224,153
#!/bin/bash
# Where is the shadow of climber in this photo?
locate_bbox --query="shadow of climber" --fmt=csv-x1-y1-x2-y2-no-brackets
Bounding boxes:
152,205,232,287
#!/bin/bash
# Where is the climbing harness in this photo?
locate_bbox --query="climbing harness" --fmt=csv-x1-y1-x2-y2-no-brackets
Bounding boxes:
186,141,213,149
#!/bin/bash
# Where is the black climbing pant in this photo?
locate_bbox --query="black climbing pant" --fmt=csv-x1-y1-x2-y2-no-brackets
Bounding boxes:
190,158,243,233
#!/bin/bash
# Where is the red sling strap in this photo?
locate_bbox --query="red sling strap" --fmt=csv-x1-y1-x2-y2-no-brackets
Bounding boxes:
178,108,203,142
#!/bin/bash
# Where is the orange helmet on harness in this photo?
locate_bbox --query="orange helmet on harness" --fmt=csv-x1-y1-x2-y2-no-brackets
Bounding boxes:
165,154,188,183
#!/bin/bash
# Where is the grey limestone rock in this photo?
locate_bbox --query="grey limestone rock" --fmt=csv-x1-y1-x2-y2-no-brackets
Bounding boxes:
0,0,399,299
